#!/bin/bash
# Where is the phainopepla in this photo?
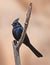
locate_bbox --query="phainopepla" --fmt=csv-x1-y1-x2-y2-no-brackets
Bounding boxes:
12,18,43,57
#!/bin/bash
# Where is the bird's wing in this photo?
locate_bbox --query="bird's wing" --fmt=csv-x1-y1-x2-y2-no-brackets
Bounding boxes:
15,27,23,40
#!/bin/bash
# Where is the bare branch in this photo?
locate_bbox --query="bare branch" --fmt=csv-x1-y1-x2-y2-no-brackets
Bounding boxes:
13,2,32,65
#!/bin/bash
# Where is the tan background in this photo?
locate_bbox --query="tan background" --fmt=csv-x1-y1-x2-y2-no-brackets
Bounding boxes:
0,0,50,65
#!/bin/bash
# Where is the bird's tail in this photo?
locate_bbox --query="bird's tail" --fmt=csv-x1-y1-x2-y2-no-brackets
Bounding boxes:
27,44,43,57
26,43,43,57
24,34,43,57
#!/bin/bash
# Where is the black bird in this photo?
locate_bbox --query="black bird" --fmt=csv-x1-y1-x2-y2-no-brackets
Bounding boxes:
12,18,43,57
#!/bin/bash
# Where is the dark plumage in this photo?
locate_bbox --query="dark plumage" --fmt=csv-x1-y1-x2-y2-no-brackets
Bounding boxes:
12,18,43,57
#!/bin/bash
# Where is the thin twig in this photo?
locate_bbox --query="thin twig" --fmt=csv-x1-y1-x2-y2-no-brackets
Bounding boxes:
13,2,32,65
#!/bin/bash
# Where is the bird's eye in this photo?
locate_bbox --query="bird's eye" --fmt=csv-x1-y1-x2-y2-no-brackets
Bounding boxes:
14,23,17,25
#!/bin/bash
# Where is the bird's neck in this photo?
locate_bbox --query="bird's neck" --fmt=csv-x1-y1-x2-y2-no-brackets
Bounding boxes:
13,25,21,28
13,26,17,28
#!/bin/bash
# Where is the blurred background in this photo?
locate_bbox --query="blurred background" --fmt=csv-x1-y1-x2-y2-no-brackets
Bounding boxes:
0,0,50,65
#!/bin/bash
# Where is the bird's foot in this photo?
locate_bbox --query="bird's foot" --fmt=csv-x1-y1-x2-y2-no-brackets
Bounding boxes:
13,40,17,45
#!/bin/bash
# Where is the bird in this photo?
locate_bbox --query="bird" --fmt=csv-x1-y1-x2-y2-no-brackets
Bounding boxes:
12,18,43,57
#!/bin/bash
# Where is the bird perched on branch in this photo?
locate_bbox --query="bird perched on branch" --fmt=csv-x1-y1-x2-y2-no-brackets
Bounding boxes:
12,18,43,57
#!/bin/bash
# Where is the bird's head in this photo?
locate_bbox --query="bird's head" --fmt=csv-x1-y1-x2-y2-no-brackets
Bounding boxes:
12,18,19,27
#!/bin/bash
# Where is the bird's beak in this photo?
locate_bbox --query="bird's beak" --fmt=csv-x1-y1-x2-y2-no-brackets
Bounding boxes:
11,24,13,26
